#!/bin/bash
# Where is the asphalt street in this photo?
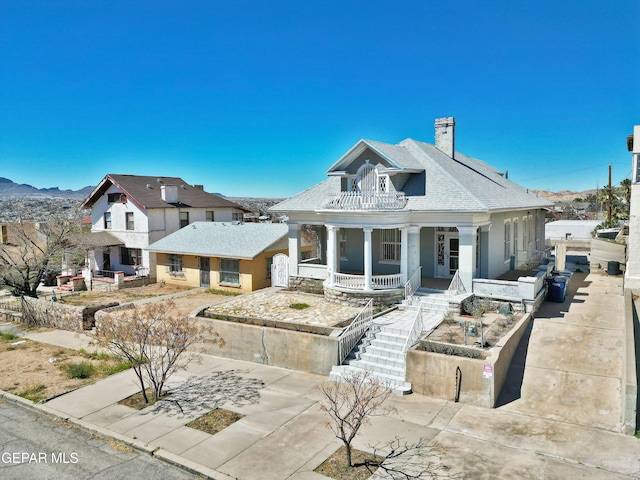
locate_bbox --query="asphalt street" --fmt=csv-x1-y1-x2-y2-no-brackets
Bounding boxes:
0,399,197,480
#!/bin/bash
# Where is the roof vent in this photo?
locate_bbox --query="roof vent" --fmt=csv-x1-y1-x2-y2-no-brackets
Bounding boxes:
157,178,163,183
180,184,186,189
146,184,152,189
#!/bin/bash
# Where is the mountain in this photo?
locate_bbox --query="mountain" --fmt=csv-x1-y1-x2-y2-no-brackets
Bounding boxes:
0,177,94,199
532,189,598,203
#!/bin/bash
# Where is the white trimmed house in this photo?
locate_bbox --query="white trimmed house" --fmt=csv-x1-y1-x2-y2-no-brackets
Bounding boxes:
270,118,552,306
79,174,246,285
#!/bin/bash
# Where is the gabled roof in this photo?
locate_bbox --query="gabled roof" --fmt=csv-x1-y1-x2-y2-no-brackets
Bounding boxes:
271,137,552,214
81,174,246,211
146,222,288,260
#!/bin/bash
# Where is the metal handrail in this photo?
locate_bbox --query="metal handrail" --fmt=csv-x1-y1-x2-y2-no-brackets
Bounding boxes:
402,307,424,356
404,267,422,303
337,298,373,364
447,270,465,295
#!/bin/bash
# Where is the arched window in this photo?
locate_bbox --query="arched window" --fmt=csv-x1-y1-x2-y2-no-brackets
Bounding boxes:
351,161,389,193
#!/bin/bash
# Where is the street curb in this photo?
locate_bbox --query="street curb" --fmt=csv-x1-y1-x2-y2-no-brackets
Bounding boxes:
0,389,223,479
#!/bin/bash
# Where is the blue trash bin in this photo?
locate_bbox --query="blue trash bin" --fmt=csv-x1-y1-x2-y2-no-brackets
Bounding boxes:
547,276,567,303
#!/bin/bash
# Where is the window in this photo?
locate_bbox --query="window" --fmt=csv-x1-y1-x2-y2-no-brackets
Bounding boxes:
125,212,134,230
104,212,112,229
380,229,401,263
513,220,519,256
168,254,183,274
206,211,215,222
232,211,243,222
107,193,126,203
179,211,189,228
339,230,348,260
266,256,273,279
220,258,240,285
504,221,511,261
522,216,529,252
120,247,142,266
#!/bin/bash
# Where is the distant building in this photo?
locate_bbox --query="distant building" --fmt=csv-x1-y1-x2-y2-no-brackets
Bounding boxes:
79,174,246,284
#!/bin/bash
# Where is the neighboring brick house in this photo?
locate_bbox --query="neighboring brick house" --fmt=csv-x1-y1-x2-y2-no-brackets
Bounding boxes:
146,222,290,293
270,117,553,304
80,174,246,283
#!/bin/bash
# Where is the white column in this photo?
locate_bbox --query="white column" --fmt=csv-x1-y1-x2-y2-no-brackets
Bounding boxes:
363,227,373,291
288,223,300,276
457,226,478,293
407,226,421,281
400,226,408,283
326,225,337,286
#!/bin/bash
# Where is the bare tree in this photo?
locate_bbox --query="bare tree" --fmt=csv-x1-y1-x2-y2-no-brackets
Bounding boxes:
0,207,85,298
95,301,223,403
318,370,395,468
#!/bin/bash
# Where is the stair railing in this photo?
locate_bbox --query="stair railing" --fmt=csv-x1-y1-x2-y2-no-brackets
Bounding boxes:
447,270,465,296
337,298,373,364
402,307,424,358
404,267,422,305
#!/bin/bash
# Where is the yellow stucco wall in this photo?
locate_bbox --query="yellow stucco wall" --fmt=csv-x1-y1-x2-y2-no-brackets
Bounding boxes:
154,247,288,293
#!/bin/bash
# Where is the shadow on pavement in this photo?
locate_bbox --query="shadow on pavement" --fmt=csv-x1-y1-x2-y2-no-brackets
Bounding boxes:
495,271,590,407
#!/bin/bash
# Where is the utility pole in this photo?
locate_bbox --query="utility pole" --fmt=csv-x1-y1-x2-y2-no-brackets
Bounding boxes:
608,164,612,222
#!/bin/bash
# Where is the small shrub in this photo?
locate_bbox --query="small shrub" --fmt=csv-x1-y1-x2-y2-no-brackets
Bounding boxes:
205,288,240,296
79,348,109,360
104,361,132,376
19,384,47,402
65,362,95,379
1,333,19,341
443,331,459,343
289,302,310,310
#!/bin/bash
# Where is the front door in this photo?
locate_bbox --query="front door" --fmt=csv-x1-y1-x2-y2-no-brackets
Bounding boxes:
103,250,111,271
199,257,210,287
435,231,459,278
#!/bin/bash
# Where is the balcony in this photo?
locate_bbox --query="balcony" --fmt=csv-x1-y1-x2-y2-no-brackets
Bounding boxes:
323,191,407,210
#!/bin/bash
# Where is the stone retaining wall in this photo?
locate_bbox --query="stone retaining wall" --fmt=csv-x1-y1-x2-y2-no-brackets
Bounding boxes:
323,285,403,309
407,312,532,408
21,297,119,331
288,276,325,294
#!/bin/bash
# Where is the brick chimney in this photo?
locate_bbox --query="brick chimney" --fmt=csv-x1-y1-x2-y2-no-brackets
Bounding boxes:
435,117,455,158
161,185,179,203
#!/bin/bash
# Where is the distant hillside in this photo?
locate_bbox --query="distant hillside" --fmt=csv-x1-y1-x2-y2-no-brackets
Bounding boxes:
0,177,94,199
532,189,598,203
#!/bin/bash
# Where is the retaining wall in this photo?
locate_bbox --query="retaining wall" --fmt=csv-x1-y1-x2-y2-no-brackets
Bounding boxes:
407,312,532,408
591,237,627,274
21,297,118,331
192,314,341,375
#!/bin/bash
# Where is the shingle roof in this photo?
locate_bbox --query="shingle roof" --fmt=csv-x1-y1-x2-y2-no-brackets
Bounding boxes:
271,138,552,213
146,222,288,259
81,174,246,211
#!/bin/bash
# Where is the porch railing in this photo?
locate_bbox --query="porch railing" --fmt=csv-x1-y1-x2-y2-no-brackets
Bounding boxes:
447,270,465,295
338,298,373,364
324,191,407,210
94,270,115,279
334,272,403,290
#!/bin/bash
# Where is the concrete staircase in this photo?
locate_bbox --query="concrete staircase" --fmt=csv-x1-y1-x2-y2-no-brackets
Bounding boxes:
330,308,444,395
406,290,451,316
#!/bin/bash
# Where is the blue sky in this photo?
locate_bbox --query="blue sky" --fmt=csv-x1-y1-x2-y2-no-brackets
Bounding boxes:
1,1,638,198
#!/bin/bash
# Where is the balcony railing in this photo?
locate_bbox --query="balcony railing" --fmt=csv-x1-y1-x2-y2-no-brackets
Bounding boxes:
323,191,407,210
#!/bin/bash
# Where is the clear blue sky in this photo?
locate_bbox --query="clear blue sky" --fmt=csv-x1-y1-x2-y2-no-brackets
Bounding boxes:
1,1,638,197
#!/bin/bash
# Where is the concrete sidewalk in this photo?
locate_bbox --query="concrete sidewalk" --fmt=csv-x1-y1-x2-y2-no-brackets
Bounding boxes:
2,272,640,479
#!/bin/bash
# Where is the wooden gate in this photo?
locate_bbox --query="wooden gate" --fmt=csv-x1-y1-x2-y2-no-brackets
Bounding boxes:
271,253,289,287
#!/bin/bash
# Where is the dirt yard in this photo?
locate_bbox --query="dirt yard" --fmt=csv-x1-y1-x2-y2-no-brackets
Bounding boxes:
0,333,129,402
426,310,522,348
54,284,236,318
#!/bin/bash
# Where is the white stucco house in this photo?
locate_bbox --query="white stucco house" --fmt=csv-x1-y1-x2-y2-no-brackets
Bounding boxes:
270,117,552,306
79,174,246,283
625,125,640,289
